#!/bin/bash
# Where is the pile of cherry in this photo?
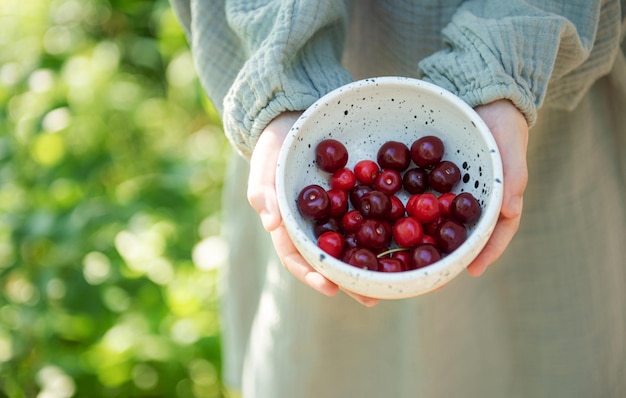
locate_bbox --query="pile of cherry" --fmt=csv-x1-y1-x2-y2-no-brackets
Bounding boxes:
296,136,482,272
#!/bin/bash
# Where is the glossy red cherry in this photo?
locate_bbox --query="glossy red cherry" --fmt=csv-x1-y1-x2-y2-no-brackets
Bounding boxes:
354,159,380,184
392,216,424,248
410,244,442,269
327,188,349,218
435,219,467,254
297,184,330,220
437,192,457,217
358,190,391,220
317,231,344,259
418,234,437,246
405,194,420,216
349,184,373,209
391,250,411,270
343,233,358,248
406,192,440,224
378,258,404,272
315,139,348,173
388,195,406,222
428,160,461,193
329,167,356,191
377,141,411,171
424,215,444,237
450,192,482,224
410,135,444,168
356,219,391,249
341,209,365,233
402,167,429,194
373,168,403,195
313,217,341,238
345,247,379,271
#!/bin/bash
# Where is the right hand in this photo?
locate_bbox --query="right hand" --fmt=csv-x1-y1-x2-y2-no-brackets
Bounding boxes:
247,112,380,307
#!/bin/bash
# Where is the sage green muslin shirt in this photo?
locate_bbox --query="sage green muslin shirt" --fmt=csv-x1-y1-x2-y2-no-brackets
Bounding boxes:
171,1,626,397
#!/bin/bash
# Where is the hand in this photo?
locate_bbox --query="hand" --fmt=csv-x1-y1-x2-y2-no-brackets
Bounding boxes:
467,99,529,276
247,112,380,307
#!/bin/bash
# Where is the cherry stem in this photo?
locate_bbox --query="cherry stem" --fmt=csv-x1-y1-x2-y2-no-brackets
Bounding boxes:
376,247,409,258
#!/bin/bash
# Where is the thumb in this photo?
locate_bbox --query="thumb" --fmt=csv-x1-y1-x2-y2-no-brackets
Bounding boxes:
247,112,302,231
475,100,528,220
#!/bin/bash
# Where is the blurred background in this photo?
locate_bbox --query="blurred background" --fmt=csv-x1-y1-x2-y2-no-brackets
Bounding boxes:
0,0,230,396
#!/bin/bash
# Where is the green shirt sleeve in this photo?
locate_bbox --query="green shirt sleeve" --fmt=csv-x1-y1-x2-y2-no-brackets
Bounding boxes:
418,0,624,127
170,0,352,159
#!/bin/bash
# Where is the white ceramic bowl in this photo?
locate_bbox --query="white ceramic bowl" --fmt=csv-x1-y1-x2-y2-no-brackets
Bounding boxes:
276,77,503,299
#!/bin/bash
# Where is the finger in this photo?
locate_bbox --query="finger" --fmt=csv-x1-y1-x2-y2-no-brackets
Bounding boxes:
340,288,380,307
247,130,283,231
269,224,339,297
468,100,528,276
466,207,522,277
271,223,379,305
496,130,528,220
476,101,528,220
247,112,303,231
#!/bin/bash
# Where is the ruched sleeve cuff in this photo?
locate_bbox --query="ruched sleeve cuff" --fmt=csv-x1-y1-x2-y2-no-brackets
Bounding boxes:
186,1,353,159
222,30,352,159
418,1,621,128
417,9,559,128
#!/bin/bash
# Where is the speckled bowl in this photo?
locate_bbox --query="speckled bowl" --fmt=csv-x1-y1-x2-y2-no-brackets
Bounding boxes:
276,77,503,299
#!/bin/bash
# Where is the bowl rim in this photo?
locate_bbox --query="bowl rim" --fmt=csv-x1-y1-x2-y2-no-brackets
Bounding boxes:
276,76,504,285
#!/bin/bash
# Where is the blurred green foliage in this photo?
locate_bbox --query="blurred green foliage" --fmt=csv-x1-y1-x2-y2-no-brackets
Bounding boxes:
0,0,230,396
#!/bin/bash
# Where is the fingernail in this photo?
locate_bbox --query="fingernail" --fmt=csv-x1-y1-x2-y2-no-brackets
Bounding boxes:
361,298,379,307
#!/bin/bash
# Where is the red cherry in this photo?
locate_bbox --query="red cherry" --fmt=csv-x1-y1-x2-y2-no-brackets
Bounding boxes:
345,247,379,271
356,219,391,249
342,209,365,233
313,217,341,238
343,233,358,248
402,167,429,194
429,161,461,193
388,195,406,222
435,219,467,254
341,246,359,263
349,184,373,209
450,192,482,224
391,250,411,270
418,234,437,246
317,231,345,259
437,192,457,217
373,168,403,195
354,160,380,185
406,192,440,224
405,194,420,215
358,190,391,220
297,184,330,220
424,215,445,237
410,244,442,269
392,216,424,248
315,139,348,173
410,135,444,168
377,141,411,171
327,188,349,218
329,167,356,191
378,258,405,272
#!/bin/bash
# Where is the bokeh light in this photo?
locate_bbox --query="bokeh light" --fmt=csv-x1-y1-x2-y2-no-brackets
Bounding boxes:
0,0,229,396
